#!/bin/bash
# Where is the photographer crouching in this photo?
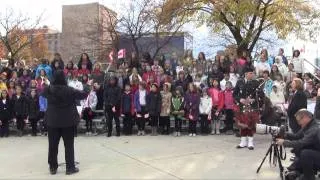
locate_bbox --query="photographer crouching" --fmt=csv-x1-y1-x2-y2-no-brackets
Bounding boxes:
276,109,320,180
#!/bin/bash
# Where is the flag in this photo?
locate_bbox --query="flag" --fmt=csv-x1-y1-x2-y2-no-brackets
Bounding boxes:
118,49,126,59
108,51,114,62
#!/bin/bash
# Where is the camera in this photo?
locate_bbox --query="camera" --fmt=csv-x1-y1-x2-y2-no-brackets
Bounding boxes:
256,124,286,138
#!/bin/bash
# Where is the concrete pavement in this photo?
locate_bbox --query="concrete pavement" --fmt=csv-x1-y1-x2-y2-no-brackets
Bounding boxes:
0,134,291,179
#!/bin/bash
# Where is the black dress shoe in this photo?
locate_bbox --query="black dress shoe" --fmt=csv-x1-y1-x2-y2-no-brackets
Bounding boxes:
49,167,57,175
248,146,254,150
116,132,120,137
66,167,79,175
107,133,112,137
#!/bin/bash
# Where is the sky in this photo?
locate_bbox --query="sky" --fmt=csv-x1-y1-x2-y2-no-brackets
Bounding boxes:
0,0,212,56
1,0,319,60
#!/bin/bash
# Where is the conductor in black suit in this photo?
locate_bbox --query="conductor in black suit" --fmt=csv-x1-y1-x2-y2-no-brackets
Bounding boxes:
287,78,307,133
42,70,88,175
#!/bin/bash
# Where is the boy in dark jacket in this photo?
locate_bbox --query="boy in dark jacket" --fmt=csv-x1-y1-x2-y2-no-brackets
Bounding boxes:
28,89,40,136
12,84,29,137
147,83,162,136
121,84,134,135
0,90,13,137
104,76,121,137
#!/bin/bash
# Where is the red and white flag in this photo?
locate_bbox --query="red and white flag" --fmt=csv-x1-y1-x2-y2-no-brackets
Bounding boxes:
118,49,126,59
108,51,114,62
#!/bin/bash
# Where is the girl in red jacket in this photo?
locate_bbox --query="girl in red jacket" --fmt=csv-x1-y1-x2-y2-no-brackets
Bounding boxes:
223,81,235,135
208,78,224,135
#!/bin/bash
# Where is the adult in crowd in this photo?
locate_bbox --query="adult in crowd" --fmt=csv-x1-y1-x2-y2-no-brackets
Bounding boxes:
51,53,64,72
277,48,288,66
36,59,53,80
287,78,307,133
276,109,320,180
291,50,304,79
255,49,271,77
77,53,92,72
41,70,88,175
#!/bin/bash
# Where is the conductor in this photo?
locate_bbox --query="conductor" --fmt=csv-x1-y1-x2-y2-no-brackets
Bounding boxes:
42,70,88,175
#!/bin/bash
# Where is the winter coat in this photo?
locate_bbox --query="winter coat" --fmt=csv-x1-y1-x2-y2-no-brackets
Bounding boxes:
28,96,40,119
12,94,29,118
19,75,31,87
81,90,97,110
184,92,200,121
160,91,172,117
41,85,88,128
291,57,304,74
91,70,105,85
207,87,224,111
263,79,274,98
104,83,121,109
36,64,52,80
147,91,162,116
270,90,285,105
199,96,212,115
0,98,13,120
223,89,234,110
171,96,185,118
95,87,104,110
121,91,134,115
39,95,47,112
134,90,148,112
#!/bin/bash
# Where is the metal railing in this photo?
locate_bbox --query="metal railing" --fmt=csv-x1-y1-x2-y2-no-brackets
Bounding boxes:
303,59,320,82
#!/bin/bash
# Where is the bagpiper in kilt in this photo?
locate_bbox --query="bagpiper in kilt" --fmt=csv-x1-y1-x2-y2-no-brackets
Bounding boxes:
233,67,265,150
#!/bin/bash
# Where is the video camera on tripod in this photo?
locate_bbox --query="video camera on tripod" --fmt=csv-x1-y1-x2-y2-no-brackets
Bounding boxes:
256,124,286,139
256,124,287,179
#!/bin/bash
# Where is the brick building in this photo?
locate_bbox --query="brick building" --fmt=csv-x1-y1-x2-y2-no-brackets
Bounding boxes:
60,2,117,62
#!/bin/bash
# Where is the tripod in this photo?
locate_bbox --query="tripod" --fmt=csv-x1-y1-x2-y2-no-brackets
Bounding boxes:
256,136,286,180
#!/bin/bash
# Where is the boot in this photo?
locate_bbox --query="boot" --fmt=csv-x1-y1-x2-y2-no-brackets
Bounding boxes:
151,127,155,136
66,167,79,175
211,121,216,135
216,120,220,135
236,136,248,148
248,137,254,150
154,127,158,136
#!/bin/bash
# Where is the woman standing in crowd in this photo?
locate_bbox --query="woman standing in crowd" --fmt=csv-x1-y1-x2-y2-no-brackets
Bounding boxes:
262,70,273,98
287,78,307,133
0,90,12,137
134,82,149,136
91,62,105,85
291,50,303,79
51,53,64,72
199,88,212,135
104,76,121,137
148,83,162,136
64,61,75,75
77,53,92,72
160,83,172,135
185,83,200,137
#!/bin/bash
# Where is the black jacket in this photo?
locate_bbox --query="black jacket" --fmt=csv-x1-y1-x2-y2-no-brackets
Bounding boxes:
28,96,40,119
146,91,162,116
287,90,307,132
0,98,13,120
233,78,265,111
314,96,320,121
104,84,121,108
12,94,29,117
284,119,320,151
41,85,88,128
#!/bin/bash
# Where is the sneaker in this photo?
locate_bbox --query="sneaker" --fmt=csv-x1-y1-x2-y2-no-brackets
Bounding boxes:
177,132,181,136
189,133,192,137
216,130,220,135
88,132,92,136
141,131,145,136
192,133,196,137
211,130,216,135
137,131,141,136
